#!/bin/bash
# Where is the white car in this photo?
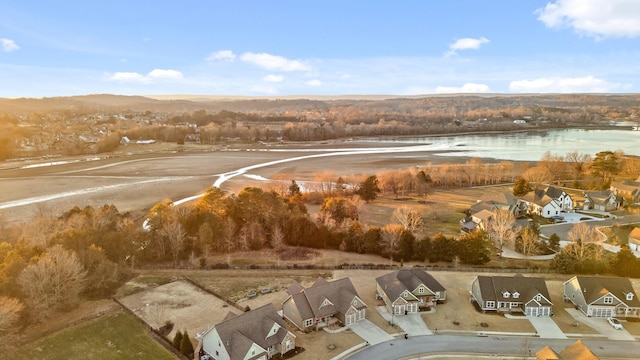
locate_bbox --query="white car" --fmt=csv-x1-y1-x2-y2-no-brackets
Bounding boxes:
607,317,623,330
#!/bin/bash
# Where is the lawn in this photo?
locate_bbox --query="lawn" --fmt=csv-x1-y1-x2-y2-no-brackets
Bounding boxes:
17,311,177,360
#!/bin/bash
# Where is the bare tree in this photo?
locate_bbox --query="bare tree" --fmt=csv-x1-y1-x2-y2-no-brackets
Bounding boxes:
522,166,553,189
392,205,424,234
487,209,521,255
565,151,591,181
381,224,404,263
18,245,86,320
160,221,186,265
0,296,24,358
566,222,601,262
271,224,285,251
519,226,538,258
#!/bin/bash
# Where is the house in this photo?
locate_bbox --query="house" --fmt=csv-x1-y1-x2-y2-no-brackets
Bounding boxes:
461,192,528,233
535,340,599,360
521,186,573,218
582,190,619,212
200,303,296,360
282,277,366,331
470,274,553,316
563,275,640,318
610,180,640,205
628,227,640,251
376,269,446,315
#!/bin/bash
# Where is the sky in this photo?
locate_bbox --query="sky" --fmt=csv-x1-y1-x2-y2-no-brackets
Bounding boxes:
1,0,640,98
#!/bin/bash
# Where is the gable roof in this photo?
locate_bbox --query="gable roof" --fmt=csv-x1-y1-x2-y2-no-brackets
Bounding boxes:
558,340,599,360
208,303,290,360
544,186,565,200
628,227,640,242
286,277,366,320
585,190,615,205
536,345,560,360
377,269,446,301
475,274,551,305
611,181,640,193
570,276,640,307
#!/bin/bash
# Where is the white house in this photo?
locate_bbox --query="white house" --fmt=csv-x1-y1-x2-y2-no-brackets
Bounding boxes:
521,186,573,218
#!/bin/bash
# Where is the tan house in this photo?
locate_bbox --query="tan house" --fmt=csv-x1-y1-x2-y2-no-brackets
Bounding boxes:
629,227,640,251
282,277,366,331
610,180,640,205
376,269,446,315
536,340,599,360
470,274,553,316
563,275,640,318
582,190,618,211
200,303,296,360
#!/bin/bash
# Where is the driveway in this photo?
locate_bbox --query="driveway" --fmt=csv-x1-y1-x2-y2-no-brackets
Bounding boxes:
375,306,433,336
565,308,636,341
348,319,394,345
527,315,567,339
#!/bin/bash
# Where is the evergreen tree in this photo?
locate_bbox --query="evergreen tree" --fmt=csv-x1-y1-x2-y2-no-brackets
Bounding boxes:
180,330,194,357
356,175,381,202
173,330,183,349
512,177,531,197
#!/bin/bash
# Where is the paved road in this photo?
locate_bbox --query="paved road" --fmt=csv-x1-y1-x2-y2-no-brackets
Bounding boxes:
345,334,640,359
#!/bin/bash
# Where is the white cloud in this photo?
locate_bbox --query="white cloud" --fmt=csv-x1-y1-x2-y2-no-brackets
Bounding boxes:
536,0,640,39
306,79,322,86
435,83,491,93
106,69,183,83
263,74,284,83
1,38,20,52
148,69,183,80
446,37,489,56
509,76,621,93
240,52,311,72
108,72,147,82
207,50,236,61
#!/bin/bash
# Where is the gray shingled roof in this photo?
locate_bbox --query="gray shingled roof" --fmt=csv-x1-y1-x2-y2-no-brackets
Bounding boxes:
574,276,640,307
212,303,289,360
286,277,365,320
376,269,445,301
475,274,551,305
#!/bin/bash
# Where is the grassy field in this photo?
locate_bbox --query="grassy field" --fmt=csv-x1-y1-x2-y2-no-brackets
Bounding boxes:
17,311,177,360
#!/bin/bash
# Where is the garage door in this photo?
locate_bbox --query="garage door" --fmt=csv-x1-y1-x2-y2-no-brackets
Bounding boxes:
346,313,357,325
526,307,538,316
540,307,551,316
592,307,613,318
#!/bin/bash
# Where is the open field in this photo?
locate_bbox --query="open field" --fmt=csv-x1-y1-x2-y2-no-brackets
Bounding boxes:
16,311,177,360
117,279,241,344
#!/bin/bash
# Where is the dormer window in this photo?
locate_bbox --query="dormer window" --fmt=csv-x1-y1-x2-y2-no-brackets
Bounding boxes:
512,292,520,299
627,293,634,301
503,291,511,298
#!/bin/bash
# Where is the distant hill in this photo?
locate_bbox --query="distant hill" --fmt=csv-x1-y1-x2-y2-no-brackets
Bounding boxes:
1,93,640,115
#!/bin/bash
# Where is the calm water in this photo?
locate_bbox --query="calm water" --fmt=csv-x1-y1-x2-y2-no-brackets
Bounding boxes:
354,129,640,161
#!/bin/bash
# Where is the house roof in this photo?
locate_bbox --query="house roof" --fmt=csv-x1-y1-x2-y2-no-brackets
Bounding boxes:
558,340,599,360
544,186,565,199
628,227,640,242
536,345,560,360
611,181,640,194
479,192,519,206
585,190,614,205
376,269,446,301
475,274,552,305
522,186,569,207
472,209,495,222
208,303,291,360
569,276,640,307
286,281,305,295
286,277,366,320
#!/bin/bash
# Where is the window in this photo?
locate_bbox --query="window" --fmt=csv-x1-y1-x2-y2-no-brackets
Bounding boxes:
627,293,634,301
304,318,314,328
535,295,542,302
418,287,424,294
604,296,613,304
486,301,495,308
352,299,358,306
512,292,520,299
503,291,511,298
285,339,292,350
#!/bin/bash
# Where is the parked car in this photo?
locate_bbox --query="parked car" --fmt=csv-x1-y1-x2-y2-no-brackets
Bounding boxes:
607,317,623,330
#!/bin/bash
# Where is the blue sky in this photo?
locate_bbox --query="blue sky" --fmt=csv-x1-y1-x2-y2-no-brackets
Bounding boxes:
1,0,640,97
